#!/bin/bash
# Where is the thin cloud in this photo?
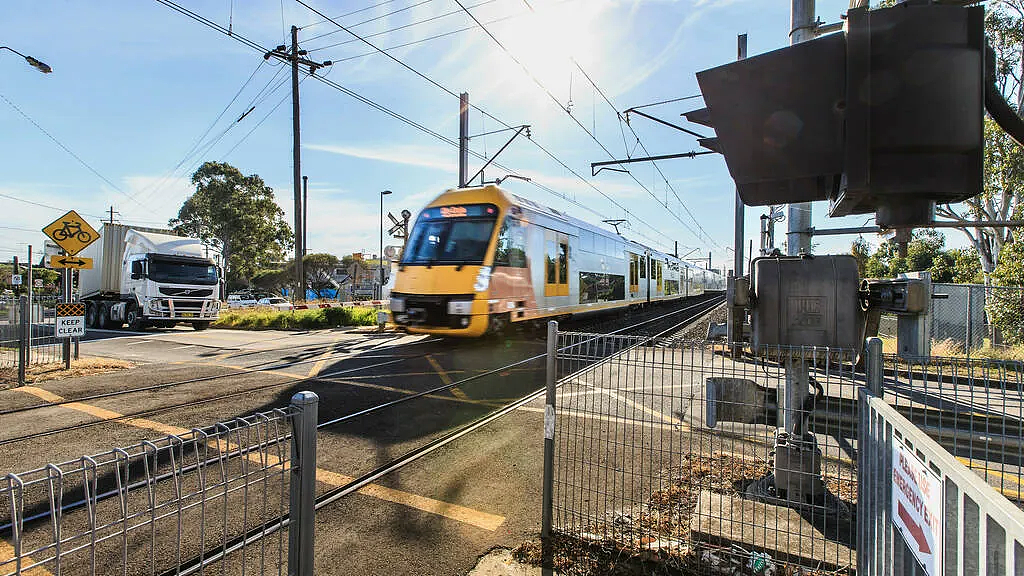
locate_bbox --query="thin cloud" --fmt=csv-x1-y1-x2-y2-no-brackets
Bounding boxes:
305,143,457,172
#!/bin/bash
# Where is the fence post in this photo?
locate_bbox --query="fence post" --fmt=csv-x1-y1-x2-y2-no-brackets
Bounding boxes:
865,337,883,396
18,295,27,386
288,391,318,576
541,320,557,571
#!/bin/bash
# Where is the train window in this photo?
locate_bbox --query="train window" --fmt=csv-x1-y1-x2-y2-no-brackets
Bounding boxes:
494,218,527,268
639,255,647,279
628,253,639,294
545,241,557,285
656,261,663,292
580,230,593,253
558,241,569,295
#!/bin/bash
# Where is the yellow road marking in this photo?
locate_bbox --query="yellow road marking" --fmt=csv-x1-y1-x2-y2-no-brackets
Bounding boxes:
426,354,468,400
0,539,51,576
12,387,505,532
315,470,504,531
307,336,346,378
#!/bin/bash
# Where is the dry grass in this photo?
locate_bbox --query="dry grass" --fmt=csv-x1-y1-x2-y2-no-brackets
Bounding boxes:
880,336,1024,362
0,356,133,386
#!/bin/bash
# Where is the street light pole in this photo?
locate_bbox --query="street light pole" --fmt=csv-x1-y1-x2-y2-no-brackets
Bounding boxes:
0,46,52,74
379,190,392,300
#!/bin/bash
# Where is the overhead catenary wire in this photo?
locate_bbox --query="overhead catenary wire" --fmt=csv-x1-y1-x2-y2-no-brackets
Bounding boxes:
450,0,720,250
292,0,682,251
302,0,439,44
154,0,677,251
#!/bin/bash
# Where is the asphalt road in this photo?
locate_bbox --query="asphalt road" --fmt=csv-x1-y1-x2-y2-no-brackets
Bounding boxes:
0,323,556,576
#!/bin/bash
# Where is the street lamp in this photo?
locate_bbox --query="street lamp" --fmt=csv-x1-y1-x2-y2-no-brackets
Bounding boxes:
0,47,52,74
379,190,392,300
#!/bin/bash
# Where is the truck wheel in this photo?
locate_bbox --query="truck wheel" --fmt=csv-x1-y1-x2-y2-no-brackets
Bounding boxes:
126,306,146,331
97,304,110,329
191,321,211,331
86,303,98,328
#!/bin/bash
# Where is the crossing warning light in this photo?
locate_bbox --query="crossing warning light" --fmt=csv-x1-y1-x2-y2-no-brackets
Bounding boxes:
689,3,986,228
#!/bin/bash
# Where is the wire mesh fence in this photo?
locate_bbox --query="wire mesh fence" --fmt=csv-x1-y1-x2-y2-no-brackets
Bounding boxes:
0,393,318,576
547,332,860,575
877,352,1024,509
1,295,65,370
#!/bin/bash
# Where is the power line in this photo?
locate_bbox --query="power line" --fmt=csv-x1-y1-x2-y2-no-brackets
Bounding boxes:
305,0,501,52
0,92,157,215
293,0,681,250
0,192,107,220
300,0,405,31
452,0,719,249
303,0,438,44
154,0,678,251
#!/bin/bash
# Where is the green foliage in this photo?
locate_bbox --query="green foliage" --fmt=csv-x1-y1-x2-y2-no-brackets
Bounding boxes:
0,264,61,294
212,306,378,330
989,240,1024,345
170,162,292,285
251,268,289,294
850,237,871,277
859,231,982,282
301,253,340,299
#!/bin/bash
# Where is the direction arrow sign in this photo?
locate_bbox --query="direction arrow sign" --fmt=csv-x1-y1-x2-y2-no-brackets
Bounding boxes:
42,210,100,256
49,255,94,270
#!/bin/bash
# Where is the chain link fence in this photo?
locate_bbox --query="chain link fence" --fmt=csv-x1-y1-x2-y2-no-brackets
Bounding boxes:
1,295,64,370
0,392,319,576
881,283,1024,356
545,332,860,575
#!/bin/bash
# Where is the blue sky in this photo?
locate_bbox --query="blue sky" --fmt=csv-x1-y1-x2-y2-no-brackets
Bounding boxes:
1,0,961,270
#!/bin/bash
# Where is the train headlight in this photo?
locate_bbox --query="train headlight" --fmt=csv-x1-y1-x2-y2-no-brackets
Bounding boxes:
447,300,473,315
390,297,405,313
473,266,492,292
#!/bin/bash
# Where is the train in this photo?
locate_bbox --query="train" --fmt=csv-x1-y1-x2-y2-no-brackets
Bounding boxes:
389,185,725,337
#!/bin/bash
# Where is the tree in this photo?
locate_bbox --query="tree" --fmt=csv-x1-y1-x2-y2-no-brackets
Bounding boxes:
850,236,872,277
858,230,982,282
936,1,1024,281
302,253,340,299
251,268,289,295
170,162,292,285
988,237,1024,344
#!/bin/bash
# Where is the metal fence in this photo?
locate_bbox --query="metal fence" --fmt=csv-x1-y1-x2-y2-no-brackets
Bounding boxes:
860,386,1024,575
543,329,860,574
876,348,1024,508
0,391,318,576
880,283,1024,355
1,295,65,371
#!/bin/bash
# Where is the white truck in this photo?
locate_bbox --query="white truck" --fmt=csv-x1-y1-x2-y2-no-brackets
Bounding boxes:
79,224,222,330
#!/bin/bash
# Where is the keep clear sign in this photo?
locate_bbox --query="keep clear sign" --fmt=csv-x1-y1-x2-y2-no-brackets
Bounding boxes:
892,443,943,576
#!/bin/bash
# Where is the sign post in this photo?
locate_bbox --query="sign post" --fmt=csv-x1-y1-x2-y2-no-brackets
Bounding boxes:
43,211,98,371
892,443,943,576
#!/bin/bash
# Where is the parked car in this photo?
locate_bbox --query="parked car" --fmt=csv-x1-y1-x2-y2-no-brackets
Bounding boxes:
227,293,258,309
257,297,293,311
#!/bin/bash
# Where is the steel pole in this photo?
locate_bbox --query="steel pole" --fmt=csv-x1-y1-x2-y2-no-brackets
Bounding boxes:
459,92,469,188
541,320,557,574
786,0,814,256
288,391,318,576
733,33,747,277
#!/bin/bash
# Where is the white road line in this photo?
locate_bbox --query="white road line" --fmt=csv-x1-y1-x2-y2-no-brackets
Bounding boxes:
170,344,196,350
124,340,150,346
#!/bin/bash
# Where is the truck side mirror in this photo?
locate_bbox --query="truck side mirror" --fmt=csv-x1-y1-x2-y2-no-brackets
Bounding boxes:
130,261,144,280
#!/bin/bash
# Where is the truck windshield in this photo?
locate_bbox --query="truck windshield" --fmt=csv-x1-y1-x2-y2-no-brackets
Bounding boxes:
401,204,499,265
148,257,219,285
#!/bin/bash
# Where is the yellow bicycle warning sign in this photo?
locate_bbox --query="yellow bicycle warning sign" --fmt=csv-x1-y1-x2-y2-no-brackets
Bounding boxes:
42,210,99,256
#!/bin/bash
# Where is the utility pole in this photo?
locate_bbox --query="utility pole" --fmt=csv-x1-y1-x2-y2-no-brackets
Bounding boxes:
733,34,747,277
108,206,120,224
302,175,308,257
786,0,815,256
458,93,469,188
265,28,331,302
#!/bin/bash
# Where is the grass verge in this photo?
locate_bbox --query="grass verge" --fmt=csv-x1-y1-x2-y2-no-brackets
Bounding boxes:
213,306,381,330
0,357,133,387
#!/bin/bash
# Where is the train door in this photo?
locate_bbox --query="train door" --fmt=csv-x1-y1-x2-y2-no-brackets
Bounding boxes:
655,260,663,298
628,252,640,299
641,252,649,303
683,265,690,297
544,230,570,300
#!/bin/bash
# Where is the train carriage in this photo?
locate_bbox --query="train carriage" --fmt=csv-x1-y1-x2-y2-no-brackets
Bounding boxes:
390,185,724,337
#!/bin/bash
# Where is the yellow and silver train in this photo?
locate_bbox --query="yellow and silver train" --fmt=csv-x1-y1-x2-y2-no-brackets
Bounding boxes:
389,185,725,337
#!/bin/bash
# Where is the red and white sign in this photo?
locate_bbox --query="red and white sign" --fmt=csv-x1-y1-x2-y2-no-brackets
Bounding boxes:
892,443,942,576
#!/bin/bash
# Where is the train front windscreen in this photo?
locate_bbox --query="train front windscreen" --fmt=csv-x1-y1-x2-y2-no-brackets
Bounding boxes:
401,204,498,266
